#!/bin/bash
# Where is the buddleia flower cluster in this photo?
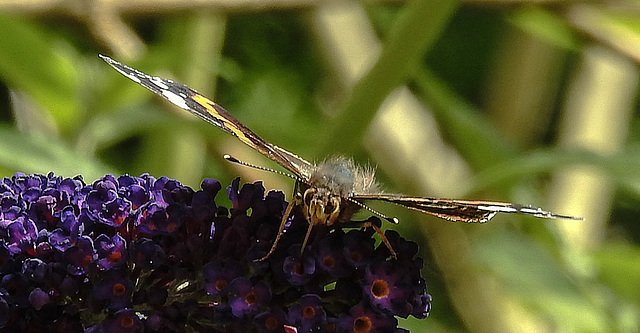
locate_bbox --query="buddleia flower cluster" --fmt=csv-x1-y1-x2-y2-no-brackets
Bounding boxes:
0,172,431,332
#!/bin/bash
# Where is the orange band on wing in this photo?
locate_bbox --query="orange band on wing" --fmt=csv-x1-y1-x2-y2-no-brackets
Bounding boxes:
191,93,253,143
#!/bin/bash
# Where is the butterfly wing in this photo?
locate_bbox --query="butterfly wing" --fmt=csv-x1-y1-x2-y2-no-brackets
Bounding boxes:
352,194,582,223
100,55,314,181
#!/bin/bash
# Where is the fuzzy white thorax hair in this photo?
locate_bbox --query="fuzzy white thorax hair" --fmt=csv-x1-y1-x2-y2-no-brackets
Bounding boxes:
308,156,379,197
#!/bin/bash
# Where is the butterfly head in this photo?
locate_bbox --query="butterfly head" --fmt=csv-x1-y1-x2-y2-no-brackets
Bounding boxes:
302,187,342,227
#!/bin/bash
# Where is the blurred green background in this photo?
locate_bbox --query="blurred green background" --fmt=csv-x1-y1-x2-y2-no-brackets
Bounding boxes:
1,0,639,332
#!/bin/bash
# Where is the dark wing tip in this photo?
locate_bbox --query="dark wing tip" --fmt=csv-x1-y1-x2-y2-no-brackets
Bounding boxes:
472,203,582,221
515,205,583,221
547,213,584,221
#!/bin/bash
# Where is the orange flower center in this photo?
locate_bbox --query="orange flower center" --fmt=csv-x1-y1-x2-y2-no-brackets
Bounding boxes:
371,279,389,299
114,216,125,226
245,292,257,305
120,315,135,328
112,283,126,296
265,317,278,329
354,316,372,333
303,306,316,319
322,255,336,268
109,251,122,263
215,279,228,291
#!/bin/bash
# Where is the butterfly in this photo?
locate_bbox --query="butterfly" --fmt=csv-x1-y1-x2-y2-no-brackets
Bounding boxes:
100,55,582,261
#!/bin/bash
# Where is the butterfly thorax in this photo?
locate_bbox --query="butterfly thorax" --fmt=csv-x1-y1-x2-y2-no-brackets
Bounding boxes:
301,156,378,227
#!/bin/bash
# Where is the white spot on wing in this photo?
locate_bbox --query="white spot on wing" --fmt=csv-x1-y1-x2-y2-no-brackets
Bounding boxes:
150,76,169,90
126,73,141,83
518,207,546,215
477,205,518,213
162,90,189,109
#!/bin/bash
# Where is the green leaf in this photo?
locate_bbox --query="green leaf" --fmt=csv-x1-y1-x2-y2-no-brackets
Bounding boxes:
0,14,80,135
413,67,517,171
320,0,460,156
593,242,640,302
0,124,113,181
465,147,640,197
508,7,581,51
472,229,610,331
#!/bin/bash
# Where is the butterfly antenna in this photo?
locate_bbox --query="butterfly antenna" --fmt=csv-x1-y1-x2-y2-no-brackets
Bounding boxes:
224,154,300,181
347,197,399,224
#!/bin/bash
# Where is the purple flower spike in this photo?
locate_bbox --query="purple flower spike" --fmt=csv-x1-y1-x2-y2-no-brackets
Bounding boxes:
228,277,272,317
0,173,431,331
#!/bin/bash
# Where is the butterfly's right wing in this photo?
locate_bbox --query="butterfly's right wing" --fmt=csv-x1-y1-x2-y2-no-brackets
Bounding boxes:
352,194,582,223
100,55,314,181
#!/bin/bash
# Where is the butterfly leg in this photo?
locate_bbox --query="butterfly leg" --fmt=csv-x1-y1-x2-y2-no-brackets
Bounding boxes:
342,217,397,260
254,193,301,262
371,223,397,260
299,221,315,256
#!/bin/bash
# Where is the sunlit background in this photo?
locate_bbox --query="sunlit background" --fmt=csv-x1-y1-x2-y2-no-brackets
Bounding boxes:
1,0,639,332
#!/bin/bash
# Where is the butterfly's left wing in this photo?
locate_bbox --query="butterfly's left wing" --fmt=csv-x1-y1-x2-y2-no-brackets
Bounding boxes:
100,55,315,182
351,194,582,223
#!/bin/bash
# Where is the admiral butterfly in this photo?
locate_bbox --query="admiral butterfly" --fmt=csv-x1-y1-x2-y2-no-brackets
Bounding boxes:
100,55,581,261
